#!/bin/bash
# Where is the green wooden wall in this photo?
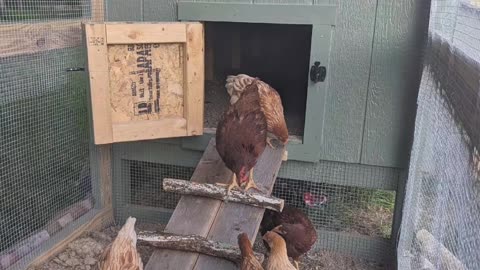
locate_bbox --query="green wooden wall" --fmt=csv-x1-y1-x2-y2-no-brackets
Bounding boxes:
105,0,429,169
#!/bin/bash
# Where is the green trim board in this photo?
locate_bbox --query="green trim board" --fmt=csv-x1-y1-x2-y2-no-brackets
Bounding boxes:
178,2,337,26
178,2,336,162
290,24,333,162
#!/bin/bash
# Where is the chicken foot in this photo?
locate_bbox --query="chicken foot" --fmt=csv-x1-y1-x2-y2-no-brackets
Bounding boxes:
293,260,300,270
266,137,276,149
242,169,261,192
216,173,240,197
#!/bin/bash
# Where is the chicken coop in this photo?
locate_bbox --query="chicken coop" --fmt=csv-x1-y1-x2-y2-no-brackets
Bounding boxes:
1,0,480,269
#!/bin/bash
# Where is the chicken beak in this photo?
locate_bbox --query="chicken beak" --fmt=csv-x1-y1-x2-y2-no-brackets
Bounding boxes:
271,225,283,235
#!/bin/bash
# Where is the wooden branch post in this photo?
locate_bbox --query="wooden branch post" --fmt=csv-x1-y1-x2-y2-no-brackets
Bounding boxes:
416,229,467,270
138,231,264,264
163,178,284,212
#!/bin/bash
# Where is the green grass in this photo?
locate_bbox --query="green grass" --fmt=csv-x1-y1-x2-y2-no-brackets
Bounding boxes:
341,189,396,238
366,190,396,211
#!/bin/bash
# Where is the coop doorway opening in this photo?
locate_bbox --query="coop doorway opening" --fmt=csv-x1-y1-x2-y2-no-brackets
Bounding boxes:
203,22,313,140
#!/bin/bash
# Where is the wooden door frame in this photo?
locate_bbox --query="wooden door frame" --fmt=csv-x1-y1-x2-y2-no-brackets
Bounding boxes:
177,2,337,162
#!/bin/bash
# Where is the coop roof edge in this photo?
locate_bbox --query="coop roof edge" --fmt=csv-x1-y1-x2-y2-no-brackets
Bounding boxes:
178,2,337,26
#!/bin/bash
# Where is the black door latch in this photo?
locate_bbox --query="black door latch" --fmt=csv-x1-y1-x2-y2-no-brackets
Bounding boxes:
310,61,326,83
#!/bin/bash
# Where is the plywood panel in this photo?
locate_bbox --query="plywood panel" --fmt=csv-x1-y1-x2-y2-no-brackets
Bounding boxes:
319,0,377,163
361,0,430,168
107,44,185,123
85,22,204,144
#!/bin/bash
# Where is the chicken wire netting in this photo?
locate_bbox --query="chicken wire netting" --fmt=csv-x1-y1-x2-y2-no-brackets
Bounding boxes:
116,155,400,263
0,1,104,269
397,0,480,269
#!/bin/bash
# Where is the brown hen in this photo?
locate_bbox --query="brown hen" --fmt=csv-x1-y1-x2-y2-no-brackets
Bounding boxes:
260,206,317,269
238,232,264,270
226,74,289,148
99,217,143,270
263,231,296,270
216,81,267,195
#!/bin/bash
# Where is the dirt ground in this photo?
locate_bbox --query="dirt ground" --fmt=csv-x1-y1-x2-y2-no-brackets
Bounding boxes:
28,222,388,270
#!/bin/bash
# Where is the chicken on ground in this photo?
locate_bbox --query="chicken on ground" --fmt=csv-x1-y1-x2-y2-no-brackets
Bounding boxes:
99,217,143,270
263,231,296,270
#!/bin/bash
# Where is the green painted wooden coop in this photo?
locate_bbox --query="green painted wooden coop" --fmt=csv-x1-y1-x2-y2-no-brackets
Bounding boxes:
0,0,433,269
88,0,430,266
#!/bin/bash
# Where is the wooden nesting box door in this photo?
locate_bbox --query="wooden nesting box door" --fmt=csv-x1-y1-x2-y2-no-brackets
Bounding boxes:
84,22,204,145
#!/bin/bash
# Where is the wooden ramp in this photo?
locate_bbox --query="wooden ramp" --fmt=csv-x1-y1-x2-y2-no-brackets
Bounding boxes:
145,138,285,270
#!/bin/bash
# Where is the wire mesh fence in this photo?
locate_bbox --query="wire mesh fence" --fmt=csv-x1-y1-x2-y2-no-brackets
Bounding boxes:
397,0,480,269
114,156,398,264
0,1,104,269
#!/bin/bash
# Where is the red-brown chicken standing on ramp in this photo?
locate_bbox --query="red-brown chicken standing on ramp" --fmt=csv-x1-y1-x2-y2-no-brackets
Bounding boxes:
216,81,267,195
226,74,289,149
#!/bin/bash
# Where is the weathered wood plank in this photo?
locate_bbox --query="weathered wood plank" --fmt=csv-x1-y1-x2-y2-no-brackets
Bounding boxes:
0,21,82,58
146,138,285,270
146,139,231,270
27,208,113,268
184,23,205,136
193,144,285,270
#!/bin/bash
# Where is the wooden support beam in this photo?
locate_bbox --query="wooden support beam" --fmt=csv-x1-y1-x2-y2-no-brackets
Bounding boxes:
0,21,83,58
163,178,284,212
27,208,113,268
138,231,264,264
91,0,105,21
